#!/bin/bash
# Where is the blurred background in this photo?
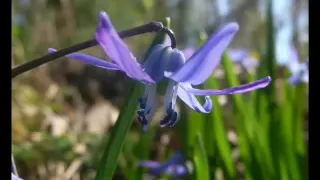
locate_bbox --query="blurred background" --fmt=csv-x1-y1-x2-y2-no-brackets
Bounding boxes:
12,0,308,179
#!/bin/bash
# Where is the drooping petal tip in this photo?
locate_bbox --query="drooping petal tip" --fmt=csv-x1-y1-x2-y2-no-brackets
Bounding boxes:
98,11,112,31
266,76,272,81
48,48,55,53
263,76,271,83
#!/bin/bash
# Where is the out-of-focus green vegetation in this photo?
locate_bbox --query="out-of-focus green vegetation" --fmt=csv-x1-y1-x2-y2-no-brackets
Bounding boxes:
12,0,308,179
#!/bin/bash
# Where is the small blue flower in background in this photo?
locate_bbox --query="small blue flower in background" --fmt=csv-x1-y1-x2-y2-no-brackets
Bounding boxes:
286,46,308,85
227,48,259,71
49,11,271,131
139,152,191,178
12,173,23,180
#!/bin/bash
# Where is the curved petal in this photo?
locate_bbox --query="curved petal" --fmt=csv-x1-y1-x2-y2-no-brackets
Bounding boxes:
96,11,154,83
48,48,120,70
177,85,212,113
165,23,239,85
180,76,271,96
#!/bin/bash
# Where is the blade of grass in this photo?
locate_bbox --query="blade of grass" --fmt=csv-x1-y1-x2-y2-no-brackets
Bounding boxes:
223,53,275,179
205,76,236,179
193,133,210,180
253,1,281,178
95,83,142,180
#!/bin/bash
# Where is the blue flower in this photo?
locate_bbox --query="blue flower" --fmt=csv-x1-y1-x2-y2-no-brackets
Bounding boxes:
49,11,271,131
139,152,190,178
287,46,308,85
227,48,260,71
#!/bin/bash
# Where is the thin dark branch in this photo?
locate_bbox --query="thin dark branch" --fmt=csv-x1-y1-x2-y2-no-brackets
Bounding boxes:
12,21,168,79
161,27,177,48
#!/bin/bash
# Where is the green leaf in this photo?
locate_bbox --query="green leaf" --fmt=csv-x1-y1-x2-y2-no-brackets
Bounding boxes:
193,134,210,180
94,83,142,180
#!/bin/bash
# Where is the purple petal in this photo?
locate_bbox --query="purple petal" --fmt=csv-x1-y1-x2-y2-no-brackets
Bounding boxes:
165,23,239,85
177,85,212,113
180,76,271,96
48,48,120,70
139,161,162,169
96,11,154,84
